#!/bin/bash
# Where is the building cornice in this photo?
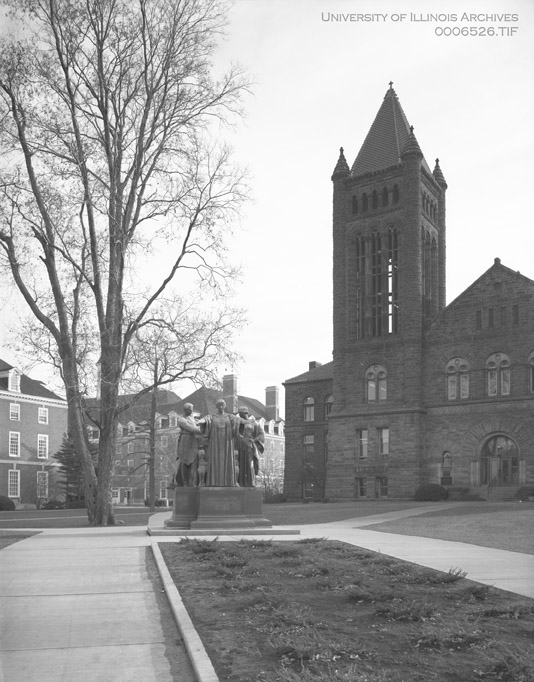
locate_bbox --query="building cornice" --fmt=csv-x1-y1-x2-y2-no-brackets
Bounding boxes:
0,390,67,408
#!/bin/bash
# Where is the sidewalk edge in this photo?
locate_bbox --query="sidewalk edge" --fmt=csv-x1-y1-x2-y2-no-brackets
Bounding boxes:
150,540,220,682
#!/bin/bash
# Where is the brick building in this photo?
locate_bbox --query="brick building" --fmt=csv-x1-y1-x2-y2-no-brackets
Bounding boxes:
0,359,67,507
284,85,534,500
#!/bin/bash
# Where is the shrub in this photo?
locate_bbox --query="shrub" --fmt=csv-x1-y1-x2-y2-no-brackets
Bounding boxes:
516,487,534,502
43,499,65,510
0,495,16,511
65,499,86,509
144,498,168,507
414,483,449,501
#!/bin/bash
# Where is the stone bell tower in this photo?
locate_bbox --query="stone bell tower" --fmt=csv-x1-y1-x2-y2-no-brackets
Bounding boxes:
327,83,448,499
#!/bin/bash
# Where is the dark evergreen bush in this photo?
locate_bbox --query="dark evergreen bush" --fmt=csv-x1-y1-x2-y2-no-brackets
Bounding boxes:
0,495,16,511
414,483,449,501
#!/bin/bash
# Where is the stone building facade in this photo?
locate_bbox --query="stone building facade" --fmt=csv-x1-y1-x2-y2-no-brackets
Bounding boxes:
284,85,534,500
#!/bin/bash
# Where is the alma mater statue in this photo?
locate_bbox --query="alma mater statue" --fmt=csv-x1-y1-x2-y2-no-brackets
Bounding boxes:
199,399,243,486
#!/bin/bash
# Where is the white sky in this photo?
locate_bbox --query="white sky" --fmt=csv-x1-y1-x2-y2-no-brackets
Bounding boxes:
1,0,533,417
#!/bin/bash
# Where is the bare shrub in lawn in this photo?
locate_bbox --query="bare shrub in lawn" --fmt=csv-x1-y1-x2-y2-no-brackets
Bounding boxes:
376,600,438,622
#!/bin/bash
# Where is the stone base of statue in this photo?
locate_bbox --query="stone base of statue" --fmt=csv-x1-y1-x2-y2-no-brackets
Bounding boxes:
148,486,299,536
165,486,271,530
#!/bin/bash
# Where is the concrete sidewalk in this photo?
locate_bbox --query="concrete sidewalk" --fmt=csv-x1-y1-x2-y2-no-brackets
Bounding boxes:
1,507,533,682
0,528,196,682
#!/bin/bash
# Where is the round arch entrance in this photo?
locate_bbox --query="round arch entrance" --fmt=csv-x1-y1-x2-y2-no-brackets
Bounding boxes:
480,435,519,486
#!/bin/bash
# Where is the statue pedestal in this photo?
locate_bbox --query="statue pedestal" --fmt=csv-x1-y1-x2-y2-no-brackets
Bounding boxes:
164,487,273,531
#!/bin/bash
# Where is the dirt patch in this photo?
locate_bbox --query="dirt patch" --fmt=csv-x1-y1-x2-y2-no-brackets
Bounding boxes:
160,538,534,682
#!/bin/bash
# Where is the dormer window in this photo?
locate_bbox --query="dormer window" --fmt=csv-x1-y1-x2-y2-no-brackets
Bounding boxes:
9,369,21,393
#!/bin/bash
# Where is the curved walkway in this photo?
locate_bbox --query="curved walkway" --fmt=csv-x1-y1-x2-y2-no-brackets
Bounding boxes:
1,505,532,682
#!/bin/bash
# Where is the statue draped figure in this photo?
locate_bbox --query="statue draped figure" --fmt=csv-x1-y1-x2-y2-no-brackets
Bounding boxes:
200,399,242,487
235,405,265,487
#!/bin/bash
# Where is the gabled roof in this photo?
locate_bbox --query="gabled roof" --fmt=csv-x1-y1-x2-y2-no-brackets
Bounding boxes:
0,359,65,401
86,387,278,424
85,389,181,424
174,387,274,422
351,85,431,176
445,258,534,313
284,361,334,385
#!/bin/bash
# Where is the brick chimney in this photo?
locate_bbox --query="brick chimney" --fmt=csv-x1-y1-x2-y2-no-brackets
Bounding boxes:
222,374,238,414
265,386,279,421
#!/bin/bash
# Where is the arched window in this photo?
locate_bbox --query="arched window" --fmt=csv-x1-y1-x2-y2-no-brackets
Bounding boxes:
351,195,358,214
392,184,400,203
486,353,511,397
365,365,387,402
324,394,333,418
441,451,452,483
362,193,368,212
446,358,470,400
303,397,315,422
372,190,379,209
382,187,389,206
529,351,534,393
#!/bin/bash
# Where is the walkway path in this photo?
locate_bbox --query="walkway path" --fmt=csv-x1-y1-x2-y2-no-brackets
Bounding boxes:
0,528,195,682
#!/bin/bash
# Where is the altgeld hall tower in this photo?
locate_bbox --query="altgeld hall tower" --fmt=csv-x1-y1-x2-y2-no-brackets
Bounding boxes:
284,84,534,501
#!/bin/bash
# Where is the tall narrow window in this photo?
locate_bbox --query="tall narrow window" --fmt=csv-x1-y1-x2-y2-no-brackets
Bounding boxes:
302,435,315,463
392,184,399,203
37,435,49,459
387,228,398,333
303,397,315,422
10,404,20,421
351,195,358,214
8,470,20,498
382,187,389,206
9,432,20,457
38,407,49,424
8,370,21,392
362,193,368,211
372,190,378,209
486,353,511,397
355,236,365,340
446,358,470,400
371,232,383,336
366,365,387,402
324,395,333,418
37,471,49,498
512,304,519,325
378,428,389,456
356,429,368,459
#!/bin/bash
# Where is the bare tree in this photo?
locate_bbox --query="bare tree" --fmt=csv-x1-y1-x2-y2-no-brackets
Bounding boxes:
117,300,244,510
0,0,248,524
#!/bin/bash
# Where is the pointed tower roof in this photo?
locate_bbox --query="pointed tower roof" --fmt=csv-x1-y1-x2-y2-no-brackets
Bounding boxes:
351,83,430,176
433,158,448,189
331,146,350,180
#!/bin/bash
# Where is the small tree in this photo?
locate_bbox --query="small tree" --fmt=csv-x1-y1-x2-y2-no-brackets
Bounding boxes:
53,434,85,505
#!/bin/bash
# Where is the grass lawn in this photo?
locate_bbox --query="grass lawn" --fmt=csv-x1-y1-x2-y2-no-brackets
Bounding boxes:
369,503,534,554
160,537,534,682
0,530,39,550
